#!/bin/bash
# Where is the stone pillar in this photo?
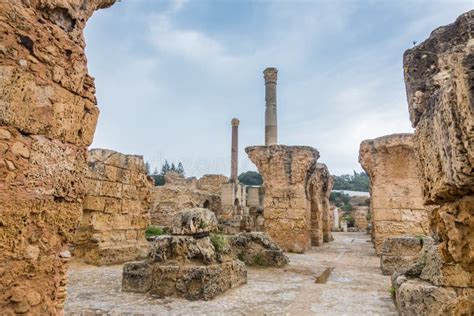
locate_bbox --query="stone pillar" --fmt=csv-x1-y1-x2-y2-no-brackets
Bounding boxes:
359,134,430,255
230,118,240,181
333,207,340,230
246,145,319,253
264,67,278,145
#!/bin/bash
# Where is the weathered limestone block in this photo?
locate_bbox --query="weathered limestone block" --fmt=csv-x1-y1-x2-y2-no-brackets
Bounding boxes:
359,134,430,254
171,208,219,236
150,174,223,227
73,149,153,265
380,236,428,275
229,232,289,267
122,209,247,300
404,11,474,204
0,1,116,314
246,145,319,253
352,206,369,232
393,12,474,314
393,277,474,316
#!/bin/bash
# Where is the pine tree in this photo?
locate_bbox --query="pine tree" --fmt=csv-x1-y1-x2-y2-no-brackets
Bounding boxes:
171,163,176,172
144,162,151,175
177,162,185,176
161,160,170,175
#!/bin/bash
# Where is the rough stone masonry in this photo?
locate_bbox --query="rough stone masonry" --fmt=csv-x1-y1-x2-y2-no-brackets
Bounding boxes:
359,133,430,255
73,149,153,265
392,11,474,315
0,0,117,314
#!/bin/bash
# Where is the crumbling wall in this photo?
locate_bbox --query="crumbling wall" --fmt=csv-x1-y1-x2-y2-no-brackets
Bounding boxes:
307,163,332,246
353,206,369,232
246,145,319,253
150,173,224,227
392,11,474,314
0,0,116,313
359,134,430,254
73,149,153,265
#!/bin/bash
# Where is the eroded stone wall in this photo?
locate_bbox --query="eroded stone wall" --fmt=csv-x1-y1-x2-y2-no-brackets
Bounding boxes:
246,145,319,253
73,149,152,265
359,134,430,254
0,1,115,313
150,173,226,227
307,163,333,245
392,11,474,315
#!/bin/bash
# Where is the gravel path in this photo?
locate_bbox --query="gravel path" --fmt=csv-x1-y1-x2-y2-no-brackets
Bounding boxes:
66,232,397,315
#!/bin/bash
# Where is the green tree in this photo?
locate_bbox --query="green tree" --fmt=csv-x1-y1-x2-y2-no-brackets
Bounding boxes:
144,162,151,175
332,171,369,192
177,162,185,176
238,171,263,185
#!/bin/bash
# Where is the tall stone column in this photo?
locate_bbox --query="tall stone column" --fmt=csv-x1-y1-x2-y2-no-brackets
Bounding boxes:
230,118,240,182
264,67,278,145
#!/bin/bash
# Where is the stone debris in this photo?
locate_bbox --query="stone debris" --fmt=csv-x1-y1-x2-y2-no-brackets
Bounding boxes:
72,149,153,265
122,208,247,300
359,133,430,254
229,232,289,267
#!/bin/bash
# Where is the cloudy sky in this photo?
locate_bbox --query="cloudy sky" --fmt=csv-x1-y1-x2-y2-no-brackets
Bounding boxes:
85,0,472,177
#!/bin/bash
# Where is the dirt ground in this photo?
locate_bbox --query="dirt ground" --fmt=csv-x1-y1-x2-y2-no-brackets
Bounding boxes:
65,232,397,315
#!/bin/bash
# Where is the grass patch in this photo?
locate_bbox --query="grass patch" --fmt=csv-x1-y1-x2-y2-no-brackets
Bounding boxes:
145,226,167,238
388,287,396,297
210,233,228,254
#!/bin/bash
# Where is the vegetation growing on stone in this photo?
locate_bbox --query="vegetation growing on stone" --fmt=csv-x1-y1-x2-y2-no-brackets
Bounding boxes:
145,226,168,238
210,233,228,254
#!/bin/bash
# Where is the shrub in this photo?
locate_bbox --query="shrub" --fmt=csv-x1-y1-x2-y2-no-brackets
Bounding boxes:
210,233,228,254
145,226,167,238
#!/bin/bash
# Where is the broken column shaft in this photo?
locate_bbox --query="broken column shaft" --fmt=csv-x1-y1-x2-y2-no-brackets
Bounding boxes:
264,67,278,145
230,118,240,181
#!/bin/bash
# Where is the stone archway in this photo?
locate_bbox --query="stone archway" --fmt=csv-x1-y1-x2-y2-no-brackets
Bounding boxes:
0,1,117,314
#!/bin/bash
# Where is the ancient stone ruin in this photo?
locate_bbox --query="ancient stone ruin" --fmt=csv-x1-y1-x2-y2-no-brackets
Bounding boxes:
391,11,474,314
359,133,430,254
229,232,289,267
246,68,334,253
73,149,153,265
0,1,116,313
122,208,247,300
150,172,226,228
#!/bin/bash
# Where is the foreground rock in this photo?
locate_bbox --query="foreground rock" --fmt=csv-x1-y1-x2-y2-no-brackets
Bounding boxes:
380,236,431,275
359,134,430,254
73,149,153,265
229,232,289,267
0,1,116,313
122,208,247,300
393,10,474,315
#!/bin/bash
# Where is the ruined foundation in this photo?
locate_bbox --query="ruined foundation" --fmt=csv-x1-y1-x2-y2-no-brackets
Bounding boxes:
359,134,430,254
73,149,153,265
0,1,116,313
391,11,474,315
246,145,320,253
122,209,247,300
